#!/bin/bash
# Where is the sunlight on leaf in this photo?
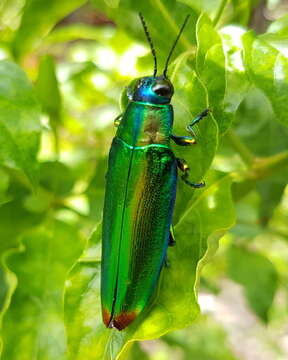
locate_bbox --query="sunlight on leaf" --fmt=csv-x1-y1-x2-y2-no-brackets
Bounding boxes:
242,32,288,127
0,60,41,187
12,0,86,59
1,220,84,360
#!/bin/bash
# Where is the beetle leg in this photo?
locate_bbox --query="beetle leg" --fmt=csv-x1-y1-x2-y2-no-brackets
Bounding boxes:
170,134,196,146
164,257,171,268
186,108,209,134
176,158,205,188
114,113,123,127
171,109,209,145
169,226,176,246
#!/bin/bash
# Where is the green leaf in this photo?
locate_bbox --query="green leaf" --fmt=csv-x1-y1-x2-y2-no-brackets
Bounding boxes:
11,0,86,59
169,14,227,219
220,25,250,125
257,179,287,226
91,0,199,69
162,316,238,360
45,24,113,44
172,71,218,221
1,220,84,359
196,14,222,74
0,199,43,255
234,87,288,221
0,259,17,355
266,13,288,38
227,245,278,322
0,168,10,206
242,32,288,127
0,175,46,331
86,158,107,221
0,60,41,187
35,55,62,125
230,0,251,26
124,342,149,360
64,173,235,359
230,0,261,26
177,0,223,20
39,161,76,197
104,0,120,8
195,14,229,133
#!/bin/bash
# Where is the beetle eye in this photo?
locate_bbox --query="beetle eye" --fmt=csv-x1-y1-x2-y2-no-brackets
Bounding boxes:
152,83,173,97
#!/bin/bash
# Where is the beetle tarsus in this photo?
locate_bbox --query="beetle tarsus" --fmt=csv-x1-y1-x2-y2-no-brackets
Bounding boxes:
171,109,209,145
169,229,176,246
182,178,205,188
186,108,210,133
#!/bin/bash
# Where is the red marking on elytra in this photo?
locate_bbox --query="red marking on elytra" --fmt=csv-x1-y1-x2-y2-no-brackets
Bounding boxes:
103,307,137,330
113,311,137,330
102,308,111,328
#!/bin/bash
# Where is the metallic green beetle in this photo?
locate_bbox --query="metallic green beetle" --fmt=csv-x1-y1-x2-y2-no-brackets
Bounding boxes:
101,13,209,330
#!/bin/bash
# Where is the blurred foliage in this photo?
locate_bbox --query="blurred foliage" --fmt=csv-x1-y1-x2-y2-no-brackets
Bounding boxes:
0,0,287,359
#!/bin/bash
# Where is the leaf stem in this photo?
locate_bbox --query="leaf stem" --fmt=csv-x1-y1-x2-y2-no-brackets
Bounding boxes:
251,151,288,179
226,129,255,166
213,0,228,27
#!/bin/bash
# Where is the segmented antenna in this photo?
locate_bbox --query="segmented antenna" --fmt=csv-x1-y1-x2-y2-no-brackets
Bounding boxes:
163,14,190,78
139,12,157,77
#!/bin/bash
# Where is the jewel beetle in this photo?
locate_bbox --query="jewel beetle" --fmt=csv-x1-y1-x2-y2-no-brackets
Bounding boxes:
101,13,209,330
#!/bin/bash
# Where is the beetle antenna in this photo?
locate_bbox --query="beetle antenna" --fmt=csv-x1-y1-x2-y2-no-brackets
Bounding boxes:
163,14,190,78
139,12,157,77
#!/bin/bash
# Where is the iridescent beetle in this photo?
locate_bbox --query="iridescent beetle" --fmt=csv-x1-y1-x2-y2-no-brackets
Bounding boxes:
101,13,209,330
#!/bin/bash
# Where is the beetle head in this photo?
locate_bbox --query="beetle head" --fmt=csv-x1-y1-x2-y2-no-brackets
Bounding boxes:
130,75,174,105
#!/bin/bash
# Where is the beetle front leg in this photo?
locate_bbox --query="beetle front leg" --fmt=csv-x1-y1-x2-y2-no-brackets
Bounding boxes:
170,109,209,146
186,108,209,134
170,134,196,146
176,158,205,188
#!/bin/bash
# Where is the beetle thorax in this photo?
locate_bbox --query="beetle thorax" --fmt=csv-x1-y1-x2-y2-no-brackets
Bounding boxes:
138,114,167,145
116,102,173,147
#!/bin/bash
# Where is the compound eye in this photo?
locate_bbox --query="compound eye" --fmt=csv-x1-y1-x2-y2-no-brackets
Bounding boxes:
152,83,173,97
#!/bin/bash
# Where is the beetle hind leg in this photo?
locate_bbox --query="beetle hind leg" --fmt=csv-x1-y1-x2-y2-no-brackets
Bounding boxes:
176,158,205,188
169,226,176,246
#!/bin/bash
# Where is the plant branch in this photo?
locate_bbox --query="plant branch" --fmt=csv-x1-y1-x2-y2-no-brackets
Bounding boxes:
213,0,228,27
251,151,288,180
226,129,255,167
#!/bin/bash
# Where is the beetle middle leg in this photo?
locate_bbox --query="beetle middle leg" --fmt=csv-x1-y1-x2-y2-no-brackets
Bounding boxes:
176,158,205,188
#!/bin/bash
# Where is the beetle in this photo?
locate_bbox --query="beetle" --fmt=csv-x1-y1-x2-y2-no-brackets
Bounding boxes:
101,13,209,330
